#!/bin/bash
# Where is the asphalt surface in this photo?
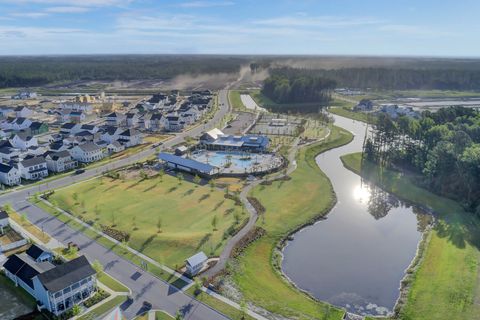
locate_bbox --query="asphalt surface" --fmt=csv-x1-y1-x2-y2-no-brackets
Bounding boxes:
0,90,232,320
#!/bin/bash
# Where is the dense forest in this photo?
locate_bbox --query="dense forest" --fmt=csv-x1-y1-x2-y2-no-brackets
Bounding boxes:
261,68,336,112
0,55,248,88
315,67,480,90
364,107,480,215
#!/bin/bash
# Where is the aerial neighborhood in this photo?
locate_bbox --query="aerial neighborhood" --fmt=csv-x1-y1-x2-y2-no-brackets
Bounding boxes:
0,90,213,188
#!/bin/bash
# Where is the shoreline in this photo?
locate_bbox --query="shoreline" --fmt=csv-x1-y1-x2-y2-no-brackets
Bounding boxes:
340,154,438,319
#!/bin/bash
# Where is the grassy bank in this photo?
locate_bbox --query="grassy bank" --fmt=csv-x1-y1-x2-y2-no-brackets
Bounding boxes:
49,172,244,268
328,107,376,124
97,273,130,293
231,125,353,320
78,295,127,320
186,288,255,320
341,152,480,320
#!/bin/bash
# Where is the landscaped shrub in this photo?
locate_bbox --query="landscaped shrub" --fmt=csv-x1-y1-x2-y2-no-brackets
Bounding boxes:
246,197,265,214
83,289,110,308
100,225,130,242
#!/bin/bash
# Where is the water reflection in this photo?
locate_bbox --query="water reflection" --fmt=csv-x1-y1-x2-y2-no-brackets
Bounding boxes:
282,115,433,317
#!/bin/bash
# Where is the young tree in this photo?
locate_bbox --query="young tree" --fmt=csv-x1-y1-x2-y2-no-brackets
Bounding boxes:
72,192,78,204
111,213,116,227
209,179,215,192
177,173,184,185
157,217,162,233
139,170,148,181
20,213,27,224
211,215,218,231
71,304,81,316
132,216,137,230
158,168,165,182
175,311,183,320
240,300,247,320
92,260,104,275
193,175,201,186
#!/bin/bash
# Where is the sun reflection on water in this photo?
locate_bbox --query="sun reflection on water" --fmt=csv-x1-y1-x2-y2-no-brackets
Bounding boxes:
353,184,371,203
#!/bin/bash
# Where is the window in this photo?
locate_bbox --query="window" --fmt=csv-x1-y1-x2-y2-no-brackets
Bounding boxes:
63,287,71,294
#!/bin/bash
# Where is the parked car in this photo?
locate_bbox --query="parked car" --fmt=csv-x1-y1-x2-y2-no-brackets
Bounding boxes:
143,301,152,310
74,169,85,175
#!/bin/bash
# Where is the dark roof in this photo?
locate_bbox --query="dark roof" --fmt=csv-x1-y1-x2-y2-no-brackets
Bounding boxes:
49,142,65,151
37,256,96,292
78,142,101,152
46,150,71,161
14,117,28,124
3,254,54,289
80,124,95,130
14,106,29,111
0,140,13,148
158,153,216,174
102,126,120,135
0,163,15,173
61,123,77,130
120,129,139,137
0,209,8,219
26,244,51,260
20,156,46,167
15,131,33,141
167,116,179,121
150,113,163,120
29,121,46,130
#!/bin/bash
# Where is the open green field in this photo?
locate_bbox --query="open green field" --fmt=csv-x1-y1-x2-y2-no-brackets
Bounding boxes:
341,153,480,320
328,107,376,124
231,126,353,320
50,172,245,268
228,90,247,112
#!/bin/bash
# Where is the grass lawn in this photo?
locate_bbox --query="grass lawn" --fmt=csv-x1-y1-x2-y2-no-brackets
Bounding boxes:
328,107,376,124
186,287,255,320
341,153,480,320
31,197,188,288
0,272,37,309
78,295,127,320
5,208,51,244
232,125,353,320
228,90,247,112
49,173,245,268
97,272,130,293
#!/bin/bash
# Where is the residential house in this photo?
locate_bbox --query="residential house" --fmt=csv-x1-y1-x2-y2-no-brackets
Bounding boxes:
118,129,142,147
165,115,184,132
45,151,77,173
49,142,69,152
26,244,54,263
0,106,14,119
185,251,208,276
0,163,21,186
59,102,93,113
79,124,99,134
10,132,38,151
70,142,105,163
125,113,140,128
68,111,86,123
11,91,37,100
107,141,125,153
29,122,49,135
100,126,123,143
14,106,33,118
18,156,48,180
147,113,167,131
354,99,374,111
0,146,21,163
3,254,97,316
0,209,9,233
26,145,47,157
104,112,126,126
3,117,32,131
59,123,81,135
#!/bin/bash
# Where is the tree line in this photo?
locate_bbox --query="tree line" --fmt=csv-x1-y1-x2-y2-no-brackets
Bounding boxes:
0,55,247,88
261,68,336,112
364,106,480,215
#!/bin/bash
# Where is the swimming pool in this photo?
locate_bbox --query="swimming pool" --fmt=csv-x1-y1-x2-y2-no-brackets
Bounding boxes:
190,150,283,175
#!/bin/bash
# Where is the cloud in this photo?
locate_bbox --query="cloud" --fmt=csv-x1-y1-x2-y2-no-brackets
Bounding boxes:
9,12,49,18
253,15,384,28
178,1,234,8
45,6,91,13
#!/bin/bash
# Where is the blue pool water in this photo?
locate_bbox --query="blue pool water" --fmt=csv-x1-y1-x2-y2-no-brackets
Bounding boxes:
193,151,258,169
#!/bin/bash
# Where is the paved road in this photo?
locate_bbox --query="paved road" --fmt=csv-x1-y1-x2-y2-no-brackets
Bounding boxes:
0,90,232,320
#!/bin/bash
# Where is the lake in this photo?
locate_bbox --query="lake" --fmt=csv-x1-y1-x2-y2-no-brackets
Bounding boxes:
281,115,430,316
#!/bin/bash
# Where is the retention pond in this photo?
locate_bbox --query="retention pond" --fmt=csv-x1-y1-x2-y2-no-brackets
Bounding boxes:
282,115,430,316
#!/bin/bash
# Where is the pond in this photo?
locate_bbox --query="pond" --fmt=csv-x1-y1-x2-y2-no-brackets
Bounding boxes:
281,115,431,316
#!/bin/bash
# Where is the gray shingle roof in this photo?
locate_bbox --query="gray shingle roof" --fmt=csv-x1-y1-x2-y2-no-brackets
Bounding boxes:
20,156,46,167
37,256,96,292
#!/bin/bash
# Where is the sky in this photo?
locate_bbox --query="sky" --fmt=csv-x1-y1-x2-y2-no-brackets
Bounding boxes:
0,0,479,56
